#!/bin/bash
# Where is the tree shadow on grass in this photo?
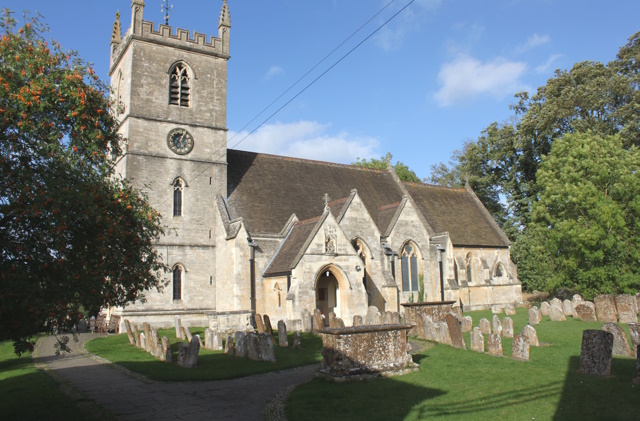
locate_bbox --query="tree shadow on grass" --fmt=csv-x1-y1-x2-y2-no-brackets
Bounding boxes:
553,355,638,420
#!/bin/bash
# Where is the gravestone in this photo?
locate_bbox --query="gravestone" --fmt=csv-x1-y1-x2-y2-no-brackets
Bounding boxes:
352,315,363,327
505,304,516,316
628,324,640,357
313,309,324,332
601,323,633,357
445,314,465,349
365,306,382,325
391,312,401,324
615,295,638,324
491,306,503,314
562,300,574,317
293,331,302,349
77,319,88,333
224,334,235,354
512,334,530,361
492,315,502,336
437,322,452,345
124,319,135,345
383,311,394,325
528,307,541,325
178,336,200,368
521,325,539,347
470,327,484,352
139,332,146,350
328,312,337,328
502,317,514,338
90,316,96,333
174,316,182,339
182,326,193,343
452,306,463,322
572,294,584,309
540,302,551,316
488,333,502,356
255,313,265,333
149,328,161,358
142,322,151,352
575,304,598,322
334,317,345,328
302,309,313,332
461,316,473,332
416,313,425,338
235,331,247,358
133,324,141,347
585,301,596,313
549,305,566,322
424,315,438,342
550,298,564,314
204,328,218,350
479,318,491,335
579,330,613,376
594,295,617,323
278,320,288,347
263,315,275,337
161,336,172,362
258,333,276,362
247,332,260,361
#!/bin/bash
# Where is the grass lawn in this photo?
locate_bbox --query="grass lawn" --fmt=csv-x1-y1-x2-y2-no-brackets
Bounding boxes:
0,338,113,420
286,308,640,420
85,328,323,381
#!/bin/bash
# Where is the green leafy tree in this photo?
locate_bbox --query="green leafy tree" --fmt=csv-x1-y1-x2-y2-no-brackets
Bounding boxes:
352,155,421,183
0,11,166,355
527,132,640,299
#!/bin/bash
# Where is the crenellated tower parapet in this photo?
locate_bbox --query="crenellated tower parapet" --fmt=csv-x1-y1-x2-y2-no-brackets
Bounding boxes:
110,0,231,72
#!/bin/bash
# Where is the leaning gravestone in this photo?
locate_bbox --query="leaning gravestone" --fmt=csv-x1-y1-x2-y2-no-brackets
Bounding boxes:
246,332,260,361
562,300,574,317
488,333,502,356
470,327,484,353
540,301,551,316
575,304,598,322
601,323,633,357
174,316,182,339
365,306,382,325
352,315,363,327
594,295,618,323
149,328,160,358
161,336,172,362
235,331,247,358
224,334,235,354
124,319,135,345
278,320,288,347
615,295,638,324
528,307,541,325
492,315,502,336
512,334,530,361
313,309,324,332
437,321,452,345
551,298,564,313
392,312,401,324
461,316,473,332
452,306,463,322
502,317,514,338
255,313,265,333
293,331,302,349
264,315,275,337
142,322,151,352
549,305,566,322
424,315,438,342
505,304,516,316
479,318,491,335
133,324,141,347
258,333,276,362
521,325,539,347
491,306,503,314
579,330,613,376
139,332,146,350
182,326,193,343
178,336,200,368
334,317,345,328
445,314,466,349
628,324,640,356
328,312,337,328
383,311,394,325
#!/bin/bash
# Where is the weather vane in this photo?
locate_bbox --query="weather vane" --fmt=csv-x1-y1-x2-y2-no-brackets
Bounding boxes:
161,0,173,25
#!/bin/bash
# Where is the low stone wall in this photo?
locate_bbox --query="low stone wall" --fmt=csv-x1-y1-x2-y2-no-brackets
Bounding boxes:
401,301,456,336
317,324,417,381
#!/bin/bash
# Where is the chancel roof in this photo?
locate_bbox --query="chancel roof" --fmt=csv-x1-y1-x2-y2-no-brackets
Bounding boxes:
403,182,510,248
227,149,404,235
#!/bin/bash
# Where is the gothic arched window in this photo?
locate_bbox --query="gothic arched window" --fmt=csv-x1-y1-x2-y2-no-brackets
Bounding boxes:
169,63,190,107
173,266,182,300
495,262,504,277
401,243,419,292
466,253,473,284
173,179,183,216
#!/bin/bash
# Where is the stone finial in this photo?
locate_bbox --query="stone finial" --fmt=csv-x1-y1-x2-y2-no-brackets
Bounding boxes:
219,0,231,28
323,193,330,211
384,152,393,170
111,12,122,44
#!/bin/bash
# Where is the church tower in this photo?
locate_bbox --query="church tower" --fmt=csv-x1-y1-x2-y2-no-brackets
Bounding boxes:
108,0,231,326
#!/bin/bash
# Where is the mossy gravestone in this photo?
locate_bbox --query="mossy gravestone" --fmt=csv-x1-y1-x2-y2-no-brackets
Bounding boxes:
580,330,613,376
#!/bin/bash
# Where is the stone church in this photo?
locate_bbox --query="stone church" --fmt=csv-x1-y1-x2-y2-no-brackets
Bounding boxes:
109,0,522,331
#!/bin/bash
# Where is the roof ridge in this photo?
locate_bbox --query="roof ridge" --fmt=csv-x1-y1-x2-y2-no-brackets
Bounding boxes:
403,181,466,191
229,148,391,175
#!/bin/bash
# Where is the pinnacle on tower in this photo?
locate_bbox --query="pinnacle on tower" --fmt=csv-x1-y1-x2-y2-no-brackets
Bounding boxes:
219,0,231,28
111,12,122,44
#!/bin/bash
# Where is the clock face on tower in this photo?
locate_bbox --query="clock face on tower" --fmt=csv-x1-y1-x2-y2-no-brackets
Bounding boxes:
167,128,194,155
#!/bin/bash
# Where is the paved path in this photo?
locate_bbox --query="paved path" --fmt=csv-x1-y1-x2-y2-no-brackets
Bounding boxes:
34,333,317,420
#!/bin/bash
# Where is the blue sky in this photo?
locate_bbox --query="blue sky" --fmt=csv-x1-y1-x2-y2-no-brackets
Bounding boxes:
8,1,640,180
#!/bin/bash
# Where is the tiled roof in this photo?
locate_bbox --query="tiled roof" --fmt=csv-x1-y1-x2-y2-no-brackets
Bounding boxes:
227,149,404,235
403,182,510,247
263,217,319,276
377,201,402,237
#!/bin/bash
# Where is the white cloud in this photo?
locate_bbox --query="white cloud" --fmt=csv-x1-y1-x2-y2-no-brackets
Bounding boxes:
374,0,442,51
535,54,562,74
434,54,528,107
516,33,550,53
264,65,283,80
228,121,380,164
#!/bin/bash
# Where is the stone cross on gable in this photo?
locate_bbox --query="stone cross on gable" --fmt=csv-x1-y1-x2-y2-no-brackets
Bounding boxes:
323,193,330,211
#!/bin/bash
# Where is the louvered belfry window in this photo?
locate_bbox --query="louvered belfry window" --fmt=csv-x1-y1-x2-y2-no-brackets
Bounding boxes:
173,179,183,216
169,63,190,107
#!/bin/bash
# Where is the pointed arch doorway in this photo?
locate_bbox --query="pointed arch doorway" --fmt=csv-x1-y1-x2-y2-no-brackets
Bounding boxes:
316,268,341,324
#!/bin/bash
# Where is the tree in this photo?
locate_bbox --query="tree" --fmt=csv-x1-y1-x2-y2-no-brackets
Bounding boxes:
524,132,640,299
0,11,166,355
352,154,421,182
